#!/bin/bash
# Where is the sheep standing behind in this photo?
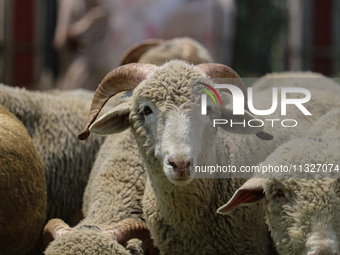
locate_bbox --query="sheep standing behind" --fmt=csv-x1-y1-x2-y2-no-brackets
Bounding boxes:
0,105,46,255
120,37,213,66
0,84,108,226
253,71,340,94
217,107,340,255
77,61,340,254
44,131,157,255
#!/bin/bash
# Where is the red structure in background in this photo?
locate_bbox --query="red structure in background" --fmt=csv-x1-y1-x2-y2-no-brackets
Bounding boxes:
11,0,35,88
311,0,332,76
5,0,338,88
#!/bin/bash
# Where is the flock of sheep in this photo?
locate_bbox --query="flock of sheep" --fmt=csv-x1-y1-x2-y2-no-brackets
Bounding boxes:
1,37,340,255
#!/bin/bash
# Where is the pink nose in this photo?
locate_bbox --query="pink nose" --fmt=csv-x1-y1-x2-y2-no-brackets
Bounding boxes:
168,158,190,175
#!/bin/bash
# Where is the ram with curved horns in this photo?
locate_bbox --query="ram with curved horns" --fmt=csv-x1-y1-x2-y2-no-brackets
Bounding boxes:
77,60,324,254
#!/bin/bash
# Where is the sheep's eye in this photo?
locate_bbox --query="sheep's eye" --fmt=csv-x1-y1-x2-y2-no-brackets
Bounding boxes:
139,106,153,116
272,186,286,200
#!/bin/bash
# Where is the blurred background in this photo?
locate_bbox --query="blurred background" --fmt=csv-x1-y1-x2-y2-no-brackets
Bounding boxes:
0,0,339,90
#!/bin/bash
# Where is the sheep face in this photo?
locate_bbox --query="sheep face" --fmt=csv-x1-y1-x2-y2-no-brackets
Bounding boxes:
217,177,340,255
128,65,218,186
134,102,193,186
264,178,340,255
129,90,223,186
92,62,205,186
89,61,262,186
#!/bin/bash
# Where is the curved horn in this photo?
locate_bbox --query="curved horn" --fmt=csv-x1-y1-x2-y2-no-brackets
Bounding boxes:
43,218,72,248
198,63,273,140
197,63,247,100
119,39,164,65
78,63,157,140
104,218,159,255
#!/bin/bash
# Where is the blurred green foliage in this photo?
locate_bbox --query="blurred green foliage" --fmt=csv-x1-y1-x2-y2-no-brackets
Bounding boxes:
232,0,288,77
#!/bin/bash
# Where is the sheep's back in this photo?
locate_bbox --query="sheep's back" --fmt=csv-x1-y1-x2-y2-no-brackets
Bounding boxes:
0,105,46,255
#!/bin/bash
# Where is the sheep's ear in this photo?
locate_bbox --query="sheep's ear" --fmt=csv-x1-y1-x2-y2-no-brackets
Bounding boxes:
219,106,264,134
90,101,131,134
216,178,265,214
